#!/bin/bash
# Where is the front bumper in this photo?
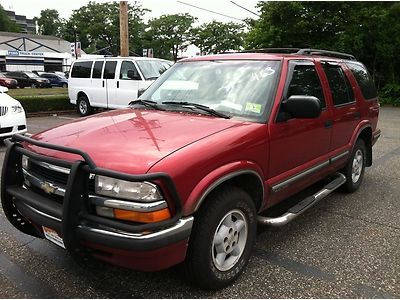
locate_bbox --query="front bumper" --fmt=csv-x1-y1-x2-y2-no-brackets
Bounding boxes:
0,112,27,138
1,134,192,271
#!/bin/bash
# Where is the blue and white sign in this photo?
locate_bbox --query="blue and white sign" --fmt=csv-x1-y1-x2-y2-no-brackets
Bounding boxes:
7,50,44,57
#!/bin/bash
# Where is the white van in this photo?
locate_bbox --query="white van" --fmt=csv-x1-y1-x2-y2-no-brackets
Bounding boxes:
68,57,172,116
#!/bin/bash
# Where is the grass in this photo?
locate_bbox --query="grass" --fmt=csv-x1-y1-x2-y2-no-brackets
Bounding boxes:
8,87,68,97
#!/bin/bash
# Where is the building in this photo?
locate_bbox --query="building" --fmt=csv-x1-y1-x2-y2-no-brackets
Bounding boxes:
5,10,36,34
0,31,75,72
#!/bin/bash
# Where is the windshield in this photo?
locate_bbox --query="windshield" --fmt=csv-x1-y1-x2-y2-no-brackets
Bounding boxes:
140,60,281,121
25,72,40,78
136,60,172,80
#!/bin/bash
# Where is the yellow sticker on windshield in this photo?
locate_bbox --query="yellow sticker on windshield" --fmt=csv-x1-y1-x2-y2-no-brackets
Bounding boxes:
245,102,262,114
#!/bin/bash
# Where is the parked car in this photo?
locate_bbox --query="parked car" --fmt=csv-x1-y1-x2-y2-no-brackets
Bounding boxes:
0,72,18,89
40,73,68,88
5,71,50,88
52,71,67,78
68,57,173,116
0,86,27,139
1,49,380,289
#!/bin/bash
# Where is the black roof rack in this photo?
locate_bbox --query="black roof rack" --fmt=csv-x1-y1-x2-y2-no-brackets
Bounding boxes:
241,48,301,54
297,48,356,60
239,48,356,60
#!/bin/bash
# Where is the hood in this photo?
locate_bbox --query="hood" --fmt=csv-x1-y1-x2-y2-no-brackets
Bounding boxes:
27,108,242,174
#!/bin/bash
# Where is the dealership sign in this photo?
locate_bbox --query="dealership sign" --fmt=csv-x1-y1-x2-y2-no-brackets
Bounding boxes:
7,50,44,57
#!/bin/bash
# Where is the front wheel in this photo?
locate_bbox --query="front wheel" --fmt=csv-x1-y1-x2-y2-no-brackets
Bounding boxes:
341,139,367,193
62,83,68,88
184,186,257,289
30,83,37,88
77,95,92,117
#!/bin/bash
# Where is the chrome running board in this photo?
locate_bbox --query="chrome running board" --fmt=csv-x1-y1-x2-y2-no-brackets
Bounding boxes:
258,173,346,227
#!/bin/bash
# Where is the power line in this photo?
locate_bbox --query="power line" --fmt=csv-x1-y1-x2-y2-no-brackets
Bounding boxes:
176,1,246,22
230,1,260,17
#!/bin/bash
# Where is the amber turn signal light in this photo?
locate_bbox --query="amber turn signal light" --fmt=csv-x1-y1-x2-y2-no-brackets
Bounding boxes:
114,208,171,223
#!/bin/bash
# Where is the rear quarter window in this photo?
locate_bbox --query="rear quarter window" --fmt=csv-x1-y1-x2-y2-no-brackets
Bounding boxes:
71,61,93,78
346,62,377,100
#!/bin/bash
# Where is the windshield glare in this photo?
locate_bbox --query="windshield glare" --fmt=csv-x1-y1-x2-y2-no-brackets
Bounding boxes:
140,60,281,121
26,72,39,78
136,60,172,80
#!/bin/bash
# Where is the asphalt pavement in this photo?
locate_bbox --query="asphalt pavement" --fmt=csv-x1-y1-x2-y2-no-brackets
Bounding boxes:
0,107,399,298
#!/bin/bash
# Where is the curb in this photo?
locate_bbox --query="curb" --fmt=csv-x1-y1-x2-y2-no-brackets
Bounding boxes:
26,110,76,118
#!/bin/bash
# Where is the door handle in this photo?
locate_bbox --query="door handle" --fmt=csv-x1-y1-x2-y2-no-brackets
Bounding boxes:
117,81,119,88
324,120,333,128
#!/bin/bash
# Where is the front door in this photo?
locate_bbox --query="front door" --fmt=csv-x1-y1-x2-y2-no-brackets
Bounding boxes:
113,60,142,108
268,60,332,197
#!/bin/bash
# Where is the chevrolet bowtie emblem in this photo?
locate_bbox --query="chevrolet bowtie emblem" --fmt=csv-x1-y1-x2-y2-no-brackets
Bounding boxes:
40,181,56,194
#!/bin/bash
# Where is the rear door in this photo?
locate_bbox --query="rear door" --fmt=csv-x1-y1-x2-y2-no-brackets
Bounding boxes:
320,61,359,150
103,60,118,109
268,60,332,196
89,60,107,108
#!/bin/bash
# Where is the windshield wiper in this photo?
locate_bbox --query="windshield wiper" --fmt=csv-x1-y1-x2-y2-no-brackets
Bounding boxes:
129,99,165,110
162,101,231,119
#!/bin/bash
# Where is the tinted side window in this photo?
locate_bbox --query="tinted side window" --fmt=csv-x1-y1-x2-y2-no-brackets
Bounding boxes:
120,61,138,80
104,61,117,79
287,62,325,108
322,63,354,106
346,62,377,100
71,61,92,78
92,61,104,79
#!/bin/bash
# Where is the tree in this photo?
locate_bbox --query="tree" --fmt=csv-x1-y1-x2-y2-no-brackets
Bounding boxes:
245,1,400,96
145,14,196,61
37,9,61,36
59,1,148,55
0,4,20,32
192,21,244,54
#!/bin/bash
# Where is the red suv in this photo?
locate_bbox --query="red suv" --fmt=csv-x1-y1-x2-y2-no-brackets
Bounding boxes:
1,49,380,289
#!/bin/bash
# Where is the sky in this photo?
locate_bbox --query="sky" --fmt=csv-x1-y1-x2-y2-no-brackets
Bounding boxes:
0,0,261,25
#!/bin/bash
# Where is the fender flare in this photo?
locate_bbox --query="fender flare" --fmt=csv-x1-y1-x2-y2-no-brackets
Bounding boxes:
184,161,265,215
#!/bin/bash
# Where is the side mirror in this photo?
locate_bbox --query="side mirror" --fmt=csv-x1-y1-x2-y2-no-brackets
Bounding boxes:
137,88,147,97
282,95,322,119
127,69,141,80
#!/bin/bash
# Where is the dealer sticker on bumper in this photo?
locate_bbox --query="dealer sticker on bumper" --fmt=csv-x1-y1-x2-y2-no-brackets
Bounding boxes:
42,226,65,249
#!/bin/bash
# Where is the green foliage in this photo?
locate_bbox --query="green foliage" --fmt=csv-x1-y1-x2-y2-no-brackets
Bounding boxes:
192,21,245,54
379,84,400,106
37,9,61,36
246,1,400,102
0,4,20,32
16,95,73,113
145,14,196,61
59,1,148,56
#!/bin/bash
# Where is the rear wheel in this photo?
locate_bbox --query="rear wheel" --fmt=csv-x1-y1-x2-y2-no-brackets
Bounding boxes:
30,83,37,88
62,83,68,88
341,139,366,193
184,186,257,289
77,95,92,117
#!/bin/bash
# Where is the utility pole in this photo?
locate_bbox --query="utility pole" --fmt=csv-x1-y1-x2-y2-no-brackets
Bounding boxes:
119,1,129,57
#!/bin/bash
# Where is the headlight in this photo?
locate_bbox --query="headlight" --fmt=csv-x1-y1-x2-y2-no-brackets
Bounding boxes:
11,105,23,114
22,155,29,169
95,175,162,202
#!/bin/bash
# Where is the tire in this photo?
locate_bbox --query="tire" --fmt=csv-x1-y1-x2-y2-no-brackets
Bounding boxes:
30,83,37,88
77,95,92,117
341,139,367,193
62,83,68,88
184,186,257,289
